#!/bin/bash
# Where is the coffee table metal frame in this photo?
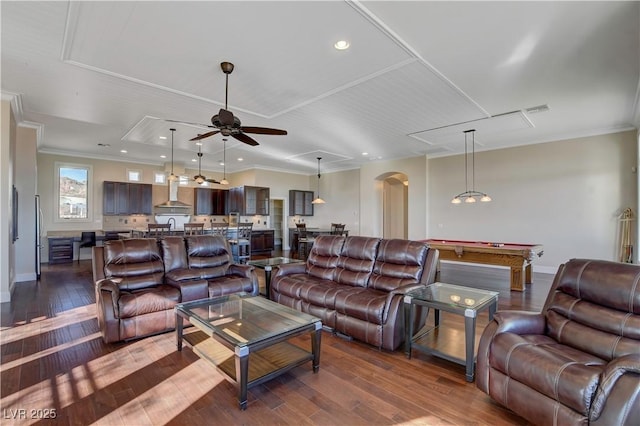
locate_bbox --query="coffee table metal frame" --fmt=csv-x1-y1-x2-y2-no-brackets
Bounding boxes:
404,282,498,382
175,294,322,409
247,257,304,299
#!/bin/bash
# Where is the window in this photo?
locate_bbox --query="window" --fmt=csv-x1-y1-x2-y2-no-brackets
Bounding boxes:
127,169,141,182
154,172,166,184
55,162,92,222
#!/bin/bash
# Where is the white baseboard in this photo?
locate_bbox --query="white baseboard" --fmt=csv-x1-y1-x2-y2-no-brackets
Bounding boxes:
0,290,11,303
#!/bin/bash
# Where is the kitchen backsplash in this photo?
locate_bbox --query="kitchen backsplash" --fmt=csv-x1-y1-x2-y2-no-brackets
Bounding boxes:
103,214,272,230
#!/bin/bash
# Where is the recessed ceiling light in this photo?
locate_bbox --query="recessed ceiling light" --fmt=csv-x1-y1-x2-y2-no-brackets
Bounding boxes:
120,149,127,153
160,155,166,159
159,136,167,140
334,40,350,50
362,152,368,156
237,157,244,162
191,158,197,162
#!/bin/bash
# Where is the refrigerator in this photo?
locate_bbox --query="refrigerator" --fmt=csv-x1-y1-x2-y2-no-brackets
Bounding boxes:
35,195,43,278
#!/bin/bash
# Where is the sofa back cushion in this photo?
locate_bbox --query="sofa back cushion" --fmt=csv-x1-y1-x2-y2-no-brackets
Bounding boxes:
102,239,164,291
185,235,232,278
369,239,429,292
160,236,189,272
334,236,381,287
543,258,640,361
307,235,345,280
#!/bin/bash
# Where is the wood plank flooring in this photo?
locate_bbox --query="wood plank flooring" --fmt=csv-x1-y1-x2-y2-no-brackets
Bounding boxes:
1,258,551,425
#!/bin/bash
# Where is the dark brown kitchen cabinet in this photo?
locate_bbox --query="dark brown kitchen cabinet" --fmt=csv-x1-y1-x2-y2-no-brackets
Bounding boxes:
128,183,152,214
194,188,228,215
251,230,275,255
103,181,152,215
289,190,314,216
229,186,269,216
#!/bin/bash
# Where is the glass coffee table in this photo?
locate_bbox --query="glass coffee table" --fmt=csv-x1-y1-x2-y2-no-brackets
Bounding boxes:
247,257,305,299
404,282,499,382
175,294,322,410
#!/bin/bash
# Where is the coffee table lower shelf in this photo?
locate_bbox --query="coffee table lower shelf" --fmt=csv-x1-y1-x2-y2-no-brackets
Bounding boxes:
184,329,314,389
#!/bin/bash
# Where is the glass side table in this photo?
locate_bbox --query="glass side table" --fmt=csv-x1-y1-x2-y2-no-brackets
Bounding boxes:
404,282,499,382
247,257,305,299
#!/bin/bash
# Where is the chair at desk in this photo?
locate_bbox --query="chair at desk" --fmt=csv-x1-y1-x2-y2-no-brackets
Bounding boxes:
330,223,346,236
210,222,229,237
228,222,252,264
147,223,171,239
183,223,204,236
296,223,315,260
78,231,96,263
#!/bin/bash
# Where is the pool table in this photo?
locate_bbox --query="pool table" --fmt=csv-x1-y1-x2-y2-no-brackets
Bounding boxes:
422,239,544,291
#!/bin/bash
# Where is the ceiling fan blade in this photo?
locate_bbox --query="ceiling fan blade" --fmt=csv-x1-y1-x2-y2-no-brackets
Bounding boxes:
219,108,235,127
164,119,214,128
206,178,221,184
232,132,260,146
190,130,220,141
240,126,288,135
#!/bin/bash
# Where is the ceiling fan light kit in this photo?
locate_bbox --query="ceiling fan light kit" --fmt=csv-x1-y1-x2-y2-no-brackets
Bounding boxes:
451,129,492,204
188,62,288,146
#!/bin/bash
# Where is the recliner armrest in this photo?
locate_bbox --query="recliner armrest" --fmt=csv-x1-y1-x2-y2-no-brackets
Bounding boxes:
273,262,306,277
96,278,121,317
591,353,640,421
165,276,209,302
228,263,254,278
492,310,546,335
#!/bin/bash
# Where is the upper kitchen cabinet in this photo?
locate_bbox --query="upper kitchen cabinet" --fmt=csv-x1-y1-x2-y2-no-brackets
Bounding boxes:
103,181,152,215
229,186,270,216
289,190,314,216
194,188,228,215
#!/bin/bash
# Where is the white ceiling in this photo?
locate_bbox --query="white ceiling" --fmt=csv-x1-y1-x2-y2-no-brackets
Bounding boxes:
2,1,639,176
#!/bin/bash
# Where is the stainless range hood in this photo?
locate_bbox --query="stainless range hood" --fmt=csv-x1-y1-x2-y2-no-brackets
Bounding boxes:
155,179,191,208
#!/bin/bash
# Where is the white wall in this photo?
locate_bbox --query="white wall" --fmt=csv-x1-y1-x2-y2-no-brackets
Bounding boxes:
15,126,38,281
428,131,638,271
1,99,17,302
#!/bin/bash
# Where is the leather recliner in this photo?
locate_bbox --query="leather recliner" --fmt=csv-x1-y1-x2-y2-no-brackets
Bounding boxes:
476,258,640,425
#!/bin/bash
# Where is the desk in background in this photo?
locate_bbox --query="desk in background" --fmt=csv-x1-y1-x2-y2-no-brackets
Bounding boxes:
288,228,349,254
422,239,544,291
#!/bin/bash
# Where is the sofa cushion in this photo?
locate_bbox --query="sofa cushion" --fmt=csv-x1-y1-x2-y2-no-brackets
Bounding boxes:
334,287,388,325
334,236,380,287
369,239,429,292
103,239,164,291
118,284,181,319
160,237,189,271
489,332,605,415
271,273,327,299
307,235,344,280
207,275,255,298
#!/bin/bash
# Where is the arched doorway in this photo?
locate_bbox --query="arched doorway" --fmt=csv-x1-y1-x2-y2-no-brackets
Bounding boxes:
380,172,408,239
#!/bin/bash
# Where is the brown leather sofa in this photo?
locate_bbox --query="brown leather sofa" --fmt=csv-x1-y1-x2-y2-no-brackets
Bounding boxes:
93,236,258,343
270,235,439,350
476,259,640,425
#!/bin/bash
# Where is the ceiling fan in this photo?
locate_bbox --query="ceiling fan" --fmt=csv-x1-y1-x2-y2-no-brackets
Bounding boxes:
192,140,222,185
189,62,288,146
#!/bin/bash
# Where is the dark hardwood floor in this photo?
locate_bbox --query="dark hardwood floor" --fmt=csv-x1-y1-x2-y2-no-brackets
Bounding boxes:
1,255,550,425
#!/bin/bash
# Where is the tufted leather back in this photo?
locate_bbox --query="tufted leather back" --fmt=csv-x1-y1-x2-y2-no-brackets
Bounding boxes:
333,236,381,287
543,258,640,361
369,239,429,292
307,235,345,280
102,239,164,291
184,235,233,278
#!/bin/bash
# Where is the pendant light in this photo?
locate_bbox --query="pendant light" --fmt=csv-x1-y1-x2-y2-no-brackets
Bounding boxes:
194,143,206,185
312,157,325,204
167,128,178,182
220,138,229,185
451,129,492,204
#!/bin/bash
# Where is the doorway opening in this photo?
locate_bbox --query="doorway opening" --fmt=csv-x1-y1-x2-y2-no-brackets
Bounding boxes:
381,173,408,239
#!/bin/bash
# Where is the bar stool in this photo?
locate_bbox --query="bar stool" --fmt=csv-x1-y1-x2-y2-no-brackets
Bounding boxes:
330,223,346,236
147,223,171,239
296,223,315,260
228,222,252,263
210,222,229,237
78,231,96,263
183,223,204,236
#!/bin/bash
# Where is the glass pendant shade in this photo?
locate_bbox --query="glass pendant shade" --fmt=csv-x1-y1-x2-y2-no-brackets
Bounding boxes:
451,129,492,205
312,157,325,204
